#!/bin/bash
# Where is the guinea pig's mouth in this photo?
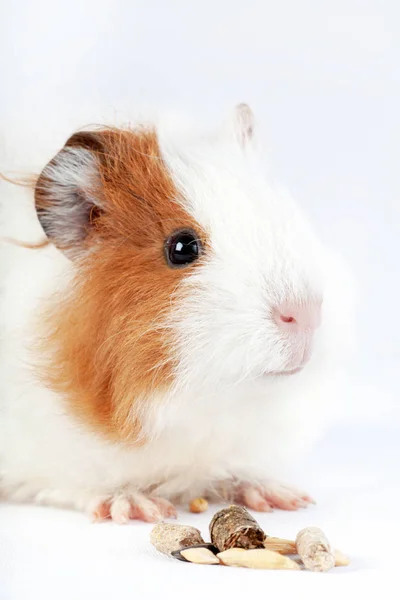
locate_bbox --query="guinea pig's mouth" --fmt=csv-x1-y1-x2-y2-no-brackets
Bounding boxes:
266,338,313,377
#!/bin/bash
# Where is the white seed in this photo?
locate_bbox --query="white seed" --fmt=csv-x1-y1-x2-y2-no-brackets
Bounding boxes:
334,549,351,567
180,547,220,565
216,547,246,565
217,548,300,570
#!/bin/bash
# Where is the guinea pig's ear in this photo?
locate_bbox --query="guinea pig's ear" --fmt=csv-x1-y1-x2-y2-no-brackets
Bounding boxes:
35,131,106,259
233,103,254,147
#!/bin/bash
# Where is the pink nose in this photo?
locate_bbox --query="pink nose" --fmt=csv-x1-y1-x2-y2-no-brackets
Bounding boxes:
273,300,322,333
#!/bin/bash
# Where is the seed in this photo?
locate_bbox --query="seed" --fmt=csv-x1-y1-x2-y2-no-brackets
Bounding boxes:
189,497,209,513
334,549,351,567
217,548,300,570
180,547,220,565
171,543,219,562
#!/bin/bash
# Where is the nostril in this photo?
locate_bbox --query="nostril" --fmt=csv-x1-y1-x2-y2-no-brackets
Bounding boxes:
273,299,322,332
280,315,296,324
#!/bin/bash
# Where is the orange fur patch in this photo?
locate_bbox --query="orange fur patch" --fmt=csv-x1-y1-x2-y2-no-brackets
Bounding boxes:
35,128,206,443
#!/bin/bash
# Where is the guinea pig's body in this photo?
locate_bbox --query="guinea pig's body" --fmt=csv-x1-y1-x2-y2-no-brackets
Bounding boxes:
0,107,354,521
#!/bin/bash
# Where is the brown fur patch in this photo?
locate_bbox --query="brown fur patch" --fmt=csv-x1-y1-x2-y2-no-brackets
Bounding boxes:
35,127,206,443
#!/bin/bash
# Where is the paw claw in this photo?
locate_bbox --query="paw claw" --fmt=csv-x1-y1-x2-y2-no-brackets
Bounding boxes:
132,504,163,523
88,498,111,522
304,496,316,505
151,497,178,519
89,493,176,524
229,480,314,513
240,486,273,512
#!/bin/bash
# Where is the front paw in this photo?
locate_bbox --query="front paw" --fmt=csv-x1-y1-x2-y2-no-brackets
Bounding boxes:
89,493,177,524
211,480,315,512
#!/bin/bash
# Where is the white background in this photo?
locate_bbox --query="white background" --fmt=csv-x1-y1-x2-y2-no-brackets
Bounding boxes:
0,1,399,598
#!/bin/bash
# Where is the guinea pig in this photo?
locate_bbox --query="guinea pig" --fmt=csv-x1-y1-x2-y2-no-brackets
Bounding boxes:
0,105,354,522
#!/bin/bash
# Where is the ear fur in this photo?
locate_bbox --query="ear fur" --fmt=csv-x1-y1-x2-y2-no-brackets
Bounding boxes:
35,131,105,259
234,103,255,146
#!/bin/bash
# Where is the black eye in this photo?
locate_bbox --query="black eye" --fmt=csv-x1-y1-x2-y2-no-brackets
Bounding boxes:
165,229,201,267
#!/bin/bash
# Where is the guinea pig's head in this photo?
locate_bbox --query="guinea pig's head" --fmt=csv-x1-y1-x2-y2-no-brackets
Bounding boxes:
34,105,335,442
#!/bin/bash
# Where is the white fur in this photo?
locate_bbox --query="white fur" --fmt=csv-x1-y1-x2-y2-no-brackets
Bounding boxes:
0,109,355,513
